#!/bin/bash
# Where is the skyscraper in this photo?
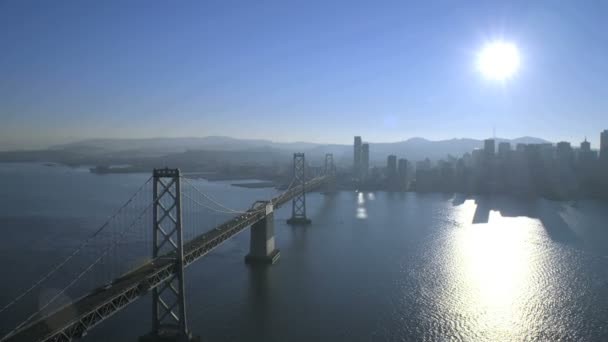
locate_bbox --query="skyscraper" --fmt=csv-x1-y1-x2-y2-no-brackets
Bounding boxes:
581,138,591,152
398,158,408,190
484,139,495,159
601,130,608,160
556,141,573,164
498,142,511,160
361,143,369,179
386,155,397,191
354,136,362,176
579,137,596,164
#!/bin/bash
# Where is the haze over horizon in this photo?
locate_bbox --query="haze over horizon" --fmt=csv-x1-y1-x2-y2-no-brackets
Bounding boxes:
0,134,554,152
2,1,607,149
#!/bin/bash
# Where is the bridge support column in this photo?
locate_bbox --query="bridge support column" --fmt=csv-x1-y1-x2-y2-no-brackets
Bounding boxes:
245,203,280,264
140,168,199,342
287,153,311,225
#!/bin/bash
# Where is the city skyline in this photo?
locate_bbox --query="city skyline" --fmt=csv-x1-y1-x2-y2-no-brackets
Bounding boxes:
2,1,608,149
350,131,608,167
348,129,608,197
1,131,604,152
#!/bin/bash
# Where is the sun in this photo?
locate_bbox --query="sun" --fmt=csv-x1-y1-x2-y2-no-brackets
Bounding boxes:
477,41,520,81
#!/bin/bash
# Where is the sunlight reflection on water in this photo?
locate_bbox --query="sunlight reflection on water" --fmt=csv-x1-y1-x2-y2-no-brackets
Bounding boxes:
356,192,367,219
445,199,547,340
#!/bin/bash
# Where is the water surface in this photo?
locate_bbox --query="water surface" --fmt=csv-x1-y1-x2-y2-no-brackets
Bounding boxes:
1,163,608,341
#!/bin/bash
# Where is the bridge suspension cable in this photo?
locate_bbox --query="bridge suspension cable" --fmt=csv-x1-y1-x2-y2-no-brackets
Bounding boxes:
180,176,296,214
1,187,157,341
0,176,153,317
181,192,258,214
180,177,250,214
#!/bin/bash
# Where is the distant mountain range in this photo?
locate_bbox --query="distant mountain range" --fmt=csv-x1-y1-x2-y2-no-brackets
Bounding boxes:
52,136,551,166
52,136,319,155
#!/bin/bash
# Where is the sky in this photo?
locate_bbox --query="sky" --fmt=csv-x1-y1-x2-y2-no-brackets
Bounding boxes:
1,0,607,150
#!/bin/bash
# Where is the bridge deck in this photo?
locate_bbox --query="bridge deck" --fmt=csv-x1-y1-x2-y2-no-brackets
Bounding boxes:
4,177,326,342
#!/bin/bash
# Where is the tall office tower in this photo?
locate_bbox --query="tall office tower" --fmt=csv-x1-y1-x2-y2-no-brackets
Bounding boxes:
581,138,591,152
579,138,596,164
484,139,495,160
361,143,370,179
556,141,573,164
601,130,608,160
386,155,398,190
398,158,408,190
498,142,511,160
354,136,362,176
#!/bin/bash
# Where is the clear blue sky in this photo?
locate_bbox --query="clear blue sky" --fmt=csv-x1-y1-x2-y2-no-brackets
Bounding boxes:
1,0,607,149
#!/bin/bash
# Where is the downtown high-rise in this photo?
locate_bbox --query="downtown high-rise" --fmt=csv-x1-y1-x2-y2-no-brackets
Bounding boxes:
601,130,608,160
354,136,362,176
361,143,369,179
353,136,369,179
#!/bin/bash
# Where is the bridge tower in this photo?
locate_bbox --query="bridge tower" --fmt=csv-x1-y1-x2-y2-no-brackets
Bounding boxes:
287,153,311,225
140,168,197,342
324,153,337,193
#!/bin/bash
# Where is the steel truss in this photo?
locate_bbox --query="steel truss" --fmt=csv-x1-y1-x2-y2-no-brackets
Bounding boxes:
287,153,311,224
149,168,188,338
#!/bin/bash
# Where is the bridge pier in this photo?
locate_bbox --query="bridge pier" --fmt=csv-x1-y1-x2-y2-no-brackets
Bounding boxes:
245,203,280,264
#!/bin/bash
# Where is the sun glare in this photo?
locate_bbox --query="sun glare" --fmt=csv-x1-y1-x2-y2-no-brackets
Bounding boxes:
477,41,520,81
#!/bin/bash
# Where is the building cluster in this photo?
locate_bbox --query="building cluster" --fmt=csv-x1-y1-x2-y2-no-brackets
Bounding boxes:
346,130,608,199
352,136,409,191
386,155,409,191
413,130,608,199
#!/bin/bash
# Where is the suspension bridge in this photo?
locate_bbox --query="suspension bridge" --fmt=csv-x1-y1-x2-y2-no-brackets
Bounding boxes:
0,153,335,342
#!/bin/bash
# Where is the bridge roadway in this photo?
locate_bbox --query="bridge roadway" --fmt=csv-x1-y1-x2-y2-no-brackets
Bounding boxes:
5,176,327,342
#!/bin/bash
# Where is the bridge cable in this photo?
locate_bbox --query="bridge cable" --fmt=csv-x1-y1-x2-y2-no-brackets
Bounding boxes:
0,176,153,317
180,177,249,214
181,193,256,214
185,176,297,213
1,192,157,341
